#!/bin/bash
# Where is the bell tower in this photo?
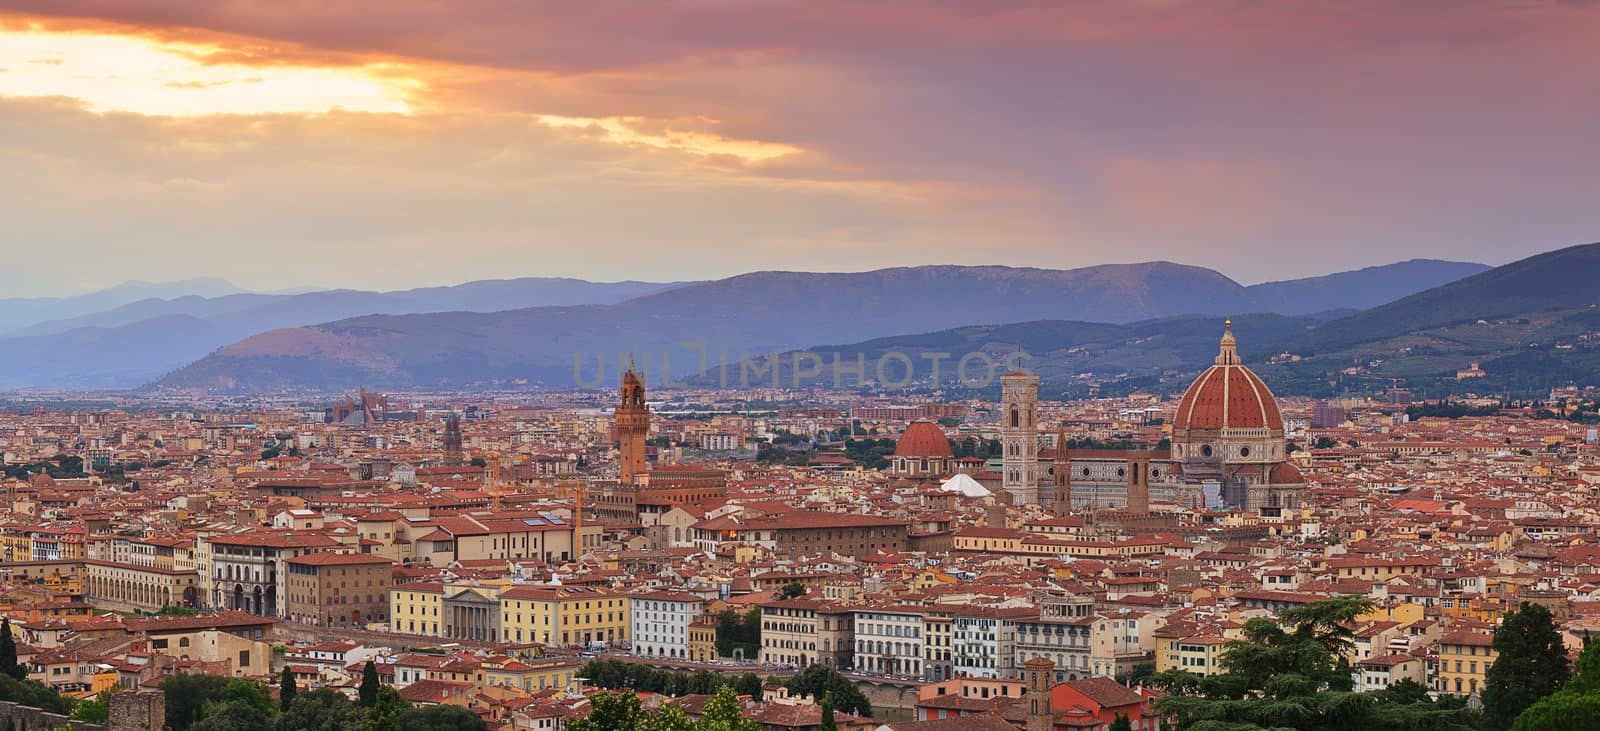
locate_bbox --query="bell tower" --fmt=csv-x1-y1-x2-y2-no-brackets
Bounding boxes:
1126,451,1150,514
1024,656,1055,731
442,412,464,466
616,362,650,485
1001,371,1041,507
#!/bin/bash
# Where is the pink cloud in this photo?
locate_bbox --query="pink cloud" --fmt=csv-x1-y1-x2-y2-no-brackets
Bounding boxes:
0,0,1598,286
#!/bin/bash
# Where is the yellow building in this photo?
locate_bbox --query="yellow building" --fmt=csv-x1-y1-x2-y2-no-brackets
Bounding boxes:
1437,630,1497,697
0,531,33,563
688,617,719,662
1325,557,1436,581
1155,633,1229,676
1356,601,1427,625
499,585,629,647
482,655,584,692
391,582,445,636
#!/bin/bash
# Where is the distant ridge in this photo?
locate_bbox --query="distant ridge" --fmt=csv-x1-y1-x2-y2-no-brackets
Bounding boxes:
0,277,682,388
151,258,1489,393
0,277,244,333
1291,243,1600,352
724,243,1600,399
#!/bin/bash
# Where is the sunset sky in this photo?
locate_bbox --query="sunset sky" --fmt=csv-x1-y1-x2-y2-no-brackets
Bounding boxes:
1,1,1597,296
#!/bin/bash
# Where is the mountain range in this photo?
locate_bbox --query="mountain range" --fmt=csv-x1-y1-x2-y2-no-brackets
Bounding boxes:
0,278,679,388
151,258,1491,393
0,278,244,334
703,243,1600,399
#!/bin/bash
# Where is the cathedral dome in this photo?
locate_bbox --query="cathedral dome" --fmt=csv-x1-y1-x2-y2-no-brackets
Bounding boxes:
1174,321,1284,432
895,421,954,457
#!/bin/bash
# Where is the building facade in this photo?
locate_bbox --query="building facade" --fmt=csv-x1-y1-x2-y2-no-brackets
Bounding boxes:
499,585,629,648
283,552,393,627
853,607,925,677
629,591,704,660
202,531,341,618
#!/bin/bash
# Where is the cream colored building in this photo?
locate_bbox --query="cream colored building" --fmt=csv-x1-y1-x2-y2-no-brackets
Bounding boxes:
84,560,202,614
498,585,629,648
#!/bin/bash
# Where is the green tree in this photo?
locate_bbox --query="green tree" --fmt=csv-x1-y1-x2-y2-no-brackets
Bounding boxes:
158,673,231,731
360,660,380,707
1570,638,1600,695
393,704,486,730
71,691,112,723
1108,713,1132,731
357,685,411,731
0,674,70,714
785,665,871,717
567,692,646,731
713,608,762,659
779,582,806,599
216,678,274,713
278,666,297,711
688,669,724,695
275,689,361,731
1511,640,1600,731
0,618,22,680
1484,603,1570,731
819,692,837,731
1510,691,1600,731
696,686,760,731
192,702,274,731
732,673,763,701
1153,597,1478,731
643,702,696,731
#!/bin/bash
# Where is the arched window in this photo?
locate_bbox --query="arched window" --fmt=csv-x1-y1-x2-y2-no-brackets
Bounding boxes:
1010,408,1020,428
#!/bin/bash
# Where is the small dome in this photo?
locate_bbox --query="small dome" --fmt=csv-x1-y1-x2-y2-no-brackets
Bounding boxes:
895,421,953,457
1269,461,1304,484
1174,322,1284,432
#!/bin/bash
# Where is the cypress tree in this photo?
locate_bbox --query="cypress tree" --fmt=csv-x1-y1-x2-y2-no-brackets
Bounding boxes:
279,665,297,710
359,659,380,707
0,617,20,680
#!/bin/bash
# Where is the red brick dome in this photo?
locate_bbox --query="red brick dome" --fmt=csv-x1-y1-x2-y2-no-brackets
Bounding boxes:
1269,461,1304,484
1174,321,1284,432
895,421,953,457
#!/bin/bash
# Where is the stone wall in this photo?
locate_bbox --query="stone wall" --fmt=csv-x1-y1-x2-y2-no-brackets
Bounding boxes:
0,699,101,731
0,690,169,731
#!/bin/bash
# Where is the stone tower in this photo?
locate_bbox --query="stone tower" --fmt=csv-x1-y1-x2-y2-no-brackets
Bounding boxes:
1001,370,1041,507
1024,656,1055,731
1126,451,1150,514
442,412,464,466
109,689,166,731
616,363,650,485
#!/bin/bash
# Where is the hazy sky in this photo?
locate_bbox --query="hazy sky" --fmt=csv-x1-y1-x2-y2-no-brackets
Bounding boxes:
1,1,1597,296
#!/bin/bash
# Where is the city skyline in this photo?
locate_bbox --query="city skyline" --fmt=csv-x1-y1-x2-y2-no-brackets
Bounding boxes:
1,1,1598,296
